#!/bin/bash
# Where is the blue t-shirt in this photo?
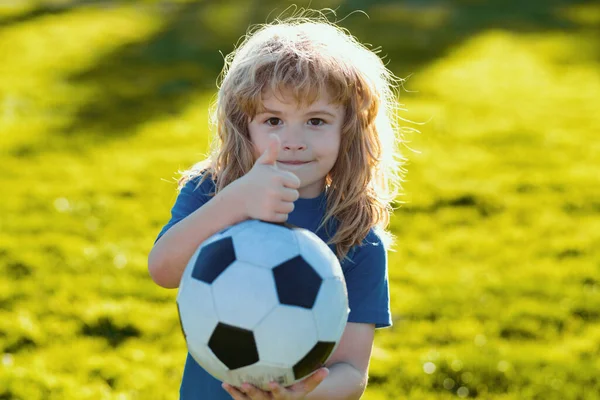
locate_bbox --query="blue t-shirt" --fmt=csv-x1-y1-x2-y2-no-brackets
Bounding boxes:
155,175,392,400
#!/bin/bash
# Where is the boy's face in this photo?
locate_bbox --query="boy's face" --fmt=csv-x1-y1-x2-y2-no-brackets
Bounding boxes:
248,89,344,198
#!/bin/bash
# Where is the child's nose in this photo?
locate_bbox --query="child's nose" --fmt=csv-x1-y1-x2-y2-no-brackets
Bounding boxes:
280,129,307,151
282,142,307,151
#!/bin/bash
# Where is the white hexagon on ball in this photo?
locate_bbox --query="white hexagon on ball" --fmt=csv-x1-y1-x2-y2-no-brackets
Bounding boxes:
232,222,299,268
218,219,255,238
254,305,317,366
187,339,230,383
312,277,349,342
211,261,279,329
177,278,219,346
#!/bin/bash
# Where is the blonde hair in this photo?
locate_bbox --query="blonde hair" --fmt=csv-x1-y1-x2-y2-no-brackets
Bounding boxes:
180,10,406,260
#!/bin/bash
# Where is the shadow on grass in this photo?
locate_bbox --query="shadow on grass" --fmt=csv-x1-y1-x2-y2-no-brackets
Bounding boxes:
60,1,235,139
80,316,141,347
63,0,598,140
343,0,596,76
4,0,595,149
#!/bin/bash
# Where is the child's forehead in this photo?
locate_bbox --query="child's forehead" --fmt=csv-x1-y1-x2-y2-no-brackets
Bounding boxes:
259,87,339,110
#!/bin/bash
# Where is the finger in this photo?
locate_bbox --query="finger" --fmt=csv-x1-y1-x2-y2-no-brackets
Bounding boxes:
281,188,299,202
241,383,271,400
274,201,294,215
280,171,301,189
256,134,280,166
222,383,249,400
268,382,286,398
272,212,289,223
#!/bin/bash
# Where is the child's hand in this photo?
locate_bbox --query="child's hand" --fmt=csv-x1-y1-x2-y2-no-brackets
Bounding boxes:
222,367,329,400
237,134,301,223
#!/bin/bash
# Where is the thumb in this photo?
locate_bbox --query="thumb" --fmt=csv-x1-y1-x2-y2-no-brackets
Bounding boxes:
257,134,280,166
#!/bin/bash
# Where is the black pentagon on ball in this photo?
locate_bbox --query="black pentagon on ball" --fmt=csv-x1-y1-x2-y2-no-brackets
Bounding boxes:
209,323,259,370
273,255,323,309
293,341,336,380
192,237,236,284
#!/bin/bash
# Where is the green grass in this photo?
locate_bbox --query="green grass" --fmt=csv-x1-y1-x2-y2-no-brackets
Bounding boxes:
1,1,599,399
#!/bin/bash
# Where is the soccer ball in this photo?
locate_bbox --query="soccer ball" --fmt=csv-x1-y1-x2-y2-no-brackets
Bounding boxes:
176,220,349,390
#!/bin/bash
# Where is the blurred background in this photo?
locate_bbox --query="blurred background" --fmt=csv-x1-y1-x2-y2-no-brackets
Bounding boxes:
1,0,599,399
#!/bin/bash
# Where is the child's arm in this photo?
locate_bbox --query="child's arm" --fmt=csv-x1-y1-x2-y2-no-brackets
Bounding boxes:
148,182,248,288
306,322,375,400
305,363,366,400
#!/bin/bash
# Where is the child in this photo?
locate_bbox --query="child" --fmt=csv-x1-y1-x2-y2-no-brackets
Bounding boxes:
149,10,405,400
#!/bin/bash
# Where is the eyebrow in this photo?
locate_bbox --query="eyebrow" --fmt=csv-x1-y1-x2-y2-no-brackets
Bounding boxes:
258,108,337,119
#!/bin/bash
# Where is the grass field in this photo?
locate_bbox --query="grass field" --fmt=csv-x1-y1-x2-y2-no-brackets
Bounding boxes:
1,0,599,399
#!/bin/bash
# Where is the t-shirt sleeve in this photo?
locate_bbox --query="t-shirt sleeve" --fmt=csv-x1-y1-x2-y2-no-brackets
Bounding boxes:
344,229,392,329
154,175,215,244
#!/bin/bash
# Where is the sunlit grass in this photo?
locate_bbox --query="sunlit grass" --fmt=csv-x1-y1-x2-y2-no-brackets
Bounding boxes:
2,1,600,399
559,3,600,27
0,4,163,153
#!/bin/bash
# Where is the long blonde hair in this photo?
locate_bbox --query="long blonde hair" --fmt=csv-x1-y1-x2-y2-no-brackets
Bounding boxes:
180,11,406,260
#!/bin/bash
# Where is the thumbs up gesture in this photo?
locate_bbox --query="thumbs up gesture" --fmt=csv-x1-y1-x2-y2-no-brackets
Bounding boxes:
235,134,301,222
256,133,282,166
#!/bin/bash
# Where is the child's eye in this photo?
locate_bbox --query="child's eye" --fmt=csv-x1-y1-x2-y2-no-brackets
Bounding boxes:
265,117,282,126
308,118,325,126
